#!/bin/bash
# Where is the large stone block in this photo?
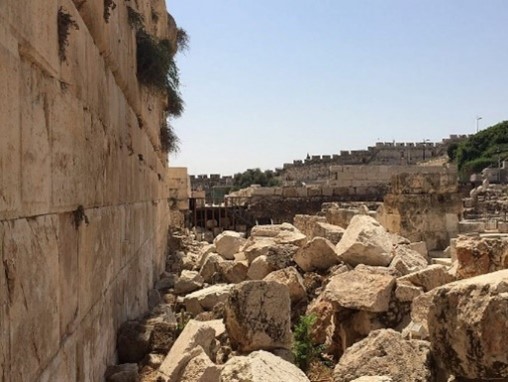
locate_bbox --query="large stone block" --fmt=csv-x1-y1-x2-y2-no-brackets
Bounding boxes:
225,281,292,352
58,213,80,337
333,329,433,382
3,217,61,382
221,350,310,382
0,28,21,220
323,266,395,313
7,0,59,75
428,270,508,379
20,59,52,215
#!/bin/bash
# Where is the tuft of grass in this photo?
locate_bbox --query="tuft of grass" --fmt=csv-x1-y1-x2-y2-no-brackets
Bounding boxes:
57,7,79,62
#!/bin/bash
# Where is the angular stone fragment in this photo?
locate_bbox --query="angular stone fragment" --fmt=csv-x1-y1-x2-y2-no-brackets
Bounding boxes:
218,260,248,284
264,266,306,303
247,255,275,280
294,237,341,272
249,223,307,246
213,231,246,260
389,245,428,276
336,215,395,267
428,270,508,380
313,221,345,244
179,346,221,382
225,281,292,352
174,270,204,295
158,320,224,382
333,329,433,382
323,267,395,312
199,253,224,283
220,350,310,382
397,264,454,292
183,284,234,316
453,235,508,279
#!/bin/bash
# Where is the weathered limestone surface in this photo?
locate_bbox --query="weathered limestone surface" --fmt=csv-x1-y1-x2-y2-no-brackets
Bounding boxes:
428,270,508,380
225,281,292,352
333,329,433,382
453,235,508,279
295,237,341,272
220,350,310,382
323,267,395,312
336,215,395,267
0,0,177,380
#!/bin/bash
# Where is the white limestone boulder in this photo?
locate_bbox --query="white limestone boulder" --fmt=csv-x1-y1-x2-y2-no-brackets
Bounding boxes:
263,266,306,303
247,255,275,280
174,270,204,295
428,270,508,380
333,329,433,382
323,266,395,312
294,237,341,272
158,320,224,382
179,346,221,382
397,264,454,292
183,284,234,316
336,215,395,267
220,350,310,382
224,281,292,352
313,221,345,244
389,245,428,276
250,223,307,246
213,231,246,260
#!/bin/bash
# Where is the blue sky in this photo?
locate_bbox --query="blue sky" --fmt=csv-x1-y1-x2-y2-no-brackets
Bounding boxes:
166,0,508,175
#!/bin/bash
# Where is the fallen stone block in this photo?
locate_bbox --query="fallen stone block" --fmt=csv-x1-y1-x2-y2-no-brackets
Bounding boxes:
428,270,508,380
220,350,310,382
225,281,292,352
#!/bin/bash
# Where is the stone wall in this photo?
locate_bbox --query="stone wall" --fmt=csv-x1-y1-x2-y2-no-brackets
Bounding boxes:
0,0,176,380
378,171,462,250
278,136,467,185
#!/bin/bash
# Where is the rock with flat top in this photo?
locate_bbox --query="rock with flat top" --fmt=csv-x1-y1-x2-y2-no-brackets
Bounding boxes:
158,320,224,382
264,266,306,303
314,221,345,244
250,223,307,246
174,270,204,295
183,284,234,316
397,265,454,292
214,231,246,260
294,237,341,272
336,215,395,267
333,329,433,382
225,281,292,352
179,346,221,382
220,350,310,382
323,267,395,312
428,270,508,380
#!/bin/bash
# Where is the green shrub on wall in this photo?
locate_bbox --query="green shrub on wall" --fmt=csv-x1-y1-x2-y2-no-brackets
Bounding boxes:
129,6,188,153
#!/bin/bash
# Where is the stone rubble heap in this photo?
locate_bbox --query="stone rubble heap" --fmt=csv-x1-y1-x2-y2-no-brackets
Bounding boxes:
106,208,508,382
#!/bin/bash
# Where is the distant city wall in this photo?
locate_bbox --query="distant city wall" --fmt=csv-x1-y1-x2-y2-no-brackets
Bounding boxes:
190,135,468,193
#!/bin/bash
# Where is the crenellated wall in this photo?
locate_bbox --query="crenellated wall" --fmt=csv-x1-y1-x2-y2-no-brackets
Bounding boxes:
0,0,177,380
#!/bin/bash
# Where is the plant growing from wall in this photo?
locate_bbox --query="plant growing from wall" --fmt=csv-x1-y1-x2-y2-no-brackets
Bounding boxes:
103,0,117,22
128,6,188,153
292,314,323,372
57,7,79,62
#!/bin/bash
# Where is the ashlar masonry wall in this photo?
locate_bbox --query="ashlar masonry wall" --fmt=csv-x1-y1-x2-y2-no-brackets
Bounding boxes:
0,0,176,380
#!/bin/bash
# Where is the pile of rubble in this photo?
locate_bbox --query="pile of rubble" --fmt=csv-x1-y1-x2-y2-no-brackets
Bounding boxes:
105,208,508,382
